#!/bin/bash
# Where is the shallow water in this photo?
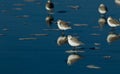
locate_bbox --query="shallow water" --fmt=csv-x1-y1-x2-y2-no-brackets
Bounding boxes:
0,0,120,74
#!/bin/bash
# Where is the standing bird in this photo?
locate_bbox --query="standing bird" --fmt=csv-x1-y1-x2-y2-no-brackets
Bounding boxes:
67,35,84,49
45,0,54,13
107,16,120,28
98,4,108,16
57,20,71,35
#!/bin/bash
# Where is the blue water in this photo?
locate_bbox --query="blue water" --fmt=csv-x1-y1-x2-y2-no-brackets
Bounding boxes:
0,0,120,74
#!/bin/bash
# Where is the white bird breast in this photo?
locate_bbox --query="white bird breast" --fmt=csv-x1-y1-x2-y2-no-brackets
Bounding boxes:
107,17,120,27
68,39,80,46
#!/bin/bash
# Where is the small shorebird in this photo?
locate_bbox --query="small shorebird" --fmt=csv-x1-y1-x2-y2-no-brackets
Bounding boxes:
45,0,54,13
67,35,84,49
98,4,108,15
57,20,71,35
107,16,120,28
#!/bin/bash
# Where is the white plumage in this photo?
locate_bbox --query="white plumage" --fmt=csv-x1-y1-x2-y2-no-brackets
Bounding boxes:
67,35,84,47
107,16,120,27
57,20,71,30
98,4,107,15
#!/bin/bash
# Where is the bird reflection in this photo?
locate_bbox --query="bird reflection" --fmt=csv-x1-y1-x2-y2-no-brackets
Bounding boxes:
45,14,54,27
98,16,107,29
67,53,82,66
106,32,120,44
45,0,54,14
57,35,67,46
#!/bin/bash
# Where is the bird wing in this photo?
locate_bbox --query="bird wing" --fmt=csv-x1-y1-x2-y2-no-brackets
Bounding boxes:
60,21,70,27
100,6,107,11
70,37,81,43
109,18,120,25
46,3,54,8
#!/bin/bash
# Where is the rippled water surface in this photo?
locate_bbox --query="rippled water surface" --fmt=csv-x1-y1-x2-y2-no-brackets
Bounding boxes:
0,0,120,74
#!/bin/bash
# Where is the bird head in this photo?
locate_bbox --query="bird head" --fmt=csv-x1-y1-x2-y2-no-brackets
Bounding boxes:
108,16,112,20
67,35,72,40
57,19,62,24
48,0,51,3
100,4,105,6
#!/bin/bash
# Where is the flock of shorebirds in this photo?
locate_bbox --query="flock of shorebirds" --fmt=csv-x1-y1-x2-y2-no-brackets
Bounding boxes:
45,0,120,66
46,0,120,47
45,0,85,66
0,0,120,68
98,1,120,44
46,0,85,50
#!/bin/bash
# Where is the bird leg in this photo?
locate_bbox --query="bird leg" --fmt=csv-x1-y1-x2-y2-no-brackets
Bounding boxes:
110,27,116,32
72,46,77,50
61,30,65,36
